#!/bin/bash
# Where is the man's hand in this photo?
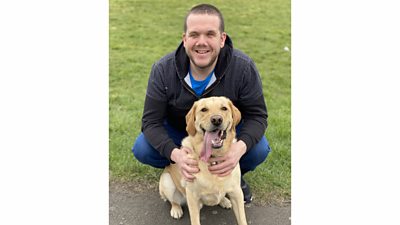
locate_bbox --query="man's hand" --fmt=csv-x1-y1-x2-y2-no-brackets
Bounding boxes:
207,140,247,177
170,147,199,182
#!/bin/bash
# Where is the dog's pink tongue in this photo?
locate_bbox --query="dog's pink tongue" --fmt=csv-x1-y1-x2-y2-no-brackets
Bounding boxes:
200,131,219,162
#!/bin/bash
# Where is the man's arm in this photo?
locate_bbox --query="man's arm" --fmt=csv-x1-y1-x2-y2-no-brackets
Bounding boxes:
236,59,268,152
141,63,177,161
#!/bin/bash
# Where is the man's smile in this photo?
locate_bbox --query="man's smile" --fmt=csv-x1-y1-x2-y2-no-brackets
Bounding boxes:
195,49,210,54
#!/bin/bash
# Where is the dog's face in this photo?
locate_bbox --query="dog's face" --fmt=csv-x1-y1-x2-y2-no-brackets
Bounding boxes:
186,97,241,136
185,97,241,148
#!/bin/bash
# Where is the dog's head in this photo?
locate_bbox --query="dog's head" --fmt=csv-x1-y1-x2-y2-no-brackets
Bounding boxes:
185,96,241,161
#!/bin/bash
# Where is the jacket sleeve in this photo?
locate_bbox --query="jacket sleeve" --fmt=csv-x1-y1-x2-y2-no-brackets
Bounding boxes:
236,59,268,152
141,63,178,161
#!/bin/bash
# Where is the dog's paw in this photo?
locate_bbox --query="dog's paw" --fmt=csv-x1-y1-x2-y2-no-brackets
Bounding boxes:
160,194,167,202
219,197,232,209
170,204,183,219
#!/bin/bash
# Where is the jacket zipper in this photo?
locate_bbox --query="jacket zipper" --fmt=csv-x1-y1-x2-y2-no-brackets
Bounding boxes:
181,79,200,99
201,79,221,97
201,58,233,97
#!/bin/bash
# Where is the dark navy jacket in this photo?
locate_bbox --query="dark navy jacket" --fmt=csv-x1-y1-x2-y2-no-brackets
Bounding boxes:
142,35,268,161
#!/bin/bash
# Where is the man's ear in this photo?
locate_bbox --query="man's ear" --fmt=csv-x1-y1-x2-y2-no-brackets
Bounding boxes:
182,32,187,47
220,32,227,48
229,101,242,126
186,102,197,136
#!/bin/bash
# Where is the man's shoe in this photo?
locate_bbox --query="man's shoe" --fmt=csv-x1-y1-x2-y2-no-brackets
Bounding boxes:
241,177,253,204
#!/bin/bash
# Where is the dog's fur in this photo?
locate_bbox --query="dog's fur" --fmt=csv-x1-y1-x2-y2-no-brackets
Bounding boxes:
159,96,248,225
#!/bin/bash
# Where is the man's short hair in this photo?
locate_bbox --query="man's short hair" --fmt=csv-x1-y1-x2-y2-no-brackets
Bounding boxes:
183,4,225,32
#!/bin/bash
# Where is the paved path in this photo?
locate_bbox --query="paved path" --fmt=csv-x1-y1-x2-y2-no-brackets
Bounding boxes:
110,181,291,225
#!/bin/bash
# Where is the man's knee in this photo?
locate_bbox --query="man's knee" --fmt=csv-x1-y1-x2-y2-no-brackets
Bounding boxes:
240,136,271,174
257,137,271,161
255,136,270,157
132,133,170,168
132,133,151,163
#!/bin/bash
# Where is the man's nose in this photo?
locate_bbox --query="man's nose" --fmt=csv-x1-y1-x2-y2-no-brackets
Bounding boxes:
196,34,207,46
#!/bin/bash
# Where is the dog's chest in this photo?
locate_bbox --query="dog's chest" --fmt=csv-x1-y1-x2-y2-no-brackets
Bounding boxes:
195,178,227,206
190,163,233,206
200,192,225,206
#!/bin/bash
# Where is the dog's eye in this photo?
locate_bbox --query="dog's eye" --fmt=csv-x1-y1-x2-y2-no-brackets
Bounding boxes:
221,106,228,111
200,108,208,112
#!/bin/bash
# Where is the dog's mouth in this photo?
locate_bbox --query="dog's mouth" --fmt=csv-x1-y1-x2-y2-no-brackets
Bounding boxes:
200,128,227,162
210,129,227,148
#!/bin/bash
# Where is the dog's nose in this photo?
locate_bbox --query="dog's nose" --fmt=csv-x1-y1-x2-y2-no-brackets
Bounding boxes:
211,115,223,126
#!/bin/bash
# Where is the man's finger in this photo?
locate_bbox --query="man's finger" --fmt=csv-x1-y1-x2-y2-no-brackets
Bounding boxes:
182,170,195,182
215,165,233,176
184,163,199,173
207,160,226,171
218,170,232,177
209,156,224,163
186,158,198,167
209,161,233,175
181,146,193,154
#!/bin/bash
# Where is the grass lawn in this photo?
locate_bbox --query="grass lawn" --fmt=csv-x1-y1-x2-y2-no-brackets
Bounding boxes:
110,0,291,204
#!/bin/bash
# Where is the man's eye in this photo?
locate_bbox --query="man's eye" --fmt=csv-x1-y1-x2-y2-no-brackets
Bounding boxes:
207,32,216,37
221,106,228,111
201,108,208,112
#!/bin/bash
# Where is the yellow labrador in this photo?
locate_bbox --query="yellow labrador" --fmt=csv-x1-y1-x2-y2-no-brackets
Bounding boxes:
159,96,247,225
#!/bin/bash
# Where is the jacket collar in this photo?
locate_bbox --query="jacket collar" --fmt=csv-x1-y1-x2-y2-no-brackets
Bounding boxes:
174,35,233,80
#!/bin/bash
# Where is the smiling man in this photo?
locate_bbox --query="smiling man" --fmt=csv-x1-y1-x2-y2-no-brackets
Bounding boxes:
132,3,271,204
183,12,226,80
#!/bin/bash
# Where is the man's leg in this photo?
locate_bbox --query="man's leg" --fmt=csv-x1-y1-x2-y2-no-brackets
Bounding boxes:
238,136,270,203
132,133,170,168
132,121,187,168
239,136,271,175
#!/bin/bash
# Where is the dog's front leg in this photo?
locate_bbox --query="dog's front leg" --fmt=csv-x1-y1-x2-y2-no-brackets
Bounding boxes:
186,189,202,225
228,188,248,225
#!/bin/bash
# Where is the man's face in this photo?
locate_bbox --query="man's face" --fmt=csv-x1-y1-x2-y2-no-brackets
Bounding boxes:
183,14,227,72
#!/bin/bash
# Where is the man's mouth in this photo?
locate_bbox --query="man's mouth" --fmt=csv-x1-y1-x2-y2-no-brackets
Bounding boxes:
195,49,210,54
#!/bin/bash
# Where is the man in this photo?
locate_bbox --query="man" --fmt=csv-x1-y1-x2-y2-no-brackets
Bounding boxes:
132,3,270,203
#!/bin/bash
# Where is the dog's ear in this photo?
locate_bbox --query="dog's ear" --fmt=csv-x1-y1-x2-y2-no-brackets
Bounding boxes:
186,102,197,136
229,101,242,126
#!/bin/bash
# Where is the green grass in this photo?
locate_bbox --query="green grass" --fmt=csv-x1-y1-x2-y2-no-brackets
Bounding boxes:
110,0,291,204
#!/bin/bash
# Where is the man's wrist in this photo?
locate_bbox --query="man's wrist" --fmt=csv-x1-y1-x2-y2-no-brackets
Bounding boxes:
237,140,247,155
170,148,180,163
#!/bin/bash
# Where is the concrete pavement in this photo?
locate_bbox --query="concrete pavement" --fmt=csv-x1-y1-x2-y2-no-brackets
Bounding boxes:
109,181,290,225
